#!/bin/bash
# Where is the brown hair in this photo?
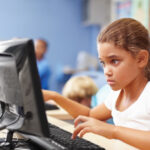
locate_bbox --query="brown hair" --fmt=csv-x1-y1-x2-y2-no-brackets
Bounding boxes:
97,18,150,80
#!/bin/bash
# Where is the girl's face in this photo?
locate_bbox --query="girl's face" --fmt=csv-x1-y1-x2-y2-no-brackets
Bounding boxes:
98,42,141,90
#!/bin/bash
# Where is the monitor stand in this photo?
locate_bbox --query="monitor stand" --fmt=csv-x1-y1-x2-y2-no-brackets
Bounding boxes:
0,130,44,150
0,105,27,149
0,130,31,150
0,130,17,149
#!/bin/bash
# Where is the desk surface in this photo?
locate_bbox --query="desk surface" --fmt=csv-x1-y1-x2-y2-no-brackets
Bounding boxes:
47,108,138,150
0,108,138,150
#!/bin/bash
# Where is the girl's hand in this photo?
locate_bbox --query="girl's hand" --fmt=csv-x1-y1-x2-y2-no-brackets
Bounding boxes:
72,115,116,139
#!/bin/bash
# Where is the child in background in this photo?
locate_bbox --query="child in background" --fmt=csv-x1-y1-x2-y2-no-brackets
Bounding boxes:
35,39,51,90
62,76,98,107
91,84,111,108
43,18,150,149
62,76,113,123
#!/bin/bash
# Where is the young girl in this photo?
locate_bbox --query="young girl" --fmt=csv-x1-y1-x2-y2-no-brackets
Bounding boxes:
43,18,150,150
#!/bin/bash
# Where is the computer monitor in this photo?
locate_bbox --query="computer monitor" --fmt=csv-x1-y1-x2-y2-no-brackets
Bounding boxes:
0,39,49,138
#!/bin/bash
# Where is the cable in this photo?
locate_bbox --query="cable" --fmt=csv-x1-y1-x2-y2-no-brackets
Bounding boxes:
0,102,5,119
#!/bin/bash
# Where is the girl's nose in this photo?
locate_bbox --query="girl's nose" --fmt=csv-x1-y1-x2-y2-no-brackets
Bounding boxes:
104,66,112,77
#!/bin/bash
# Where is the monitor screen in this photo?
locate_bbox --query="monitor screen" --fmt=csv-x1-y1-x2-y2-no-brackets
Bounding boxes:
0,39,49,137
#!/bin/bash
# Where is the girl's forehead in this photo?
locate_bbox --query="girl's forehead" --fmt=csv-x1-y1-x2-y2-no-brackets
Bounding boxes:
97,42,130,59
97,43,119,54
97,42,116,50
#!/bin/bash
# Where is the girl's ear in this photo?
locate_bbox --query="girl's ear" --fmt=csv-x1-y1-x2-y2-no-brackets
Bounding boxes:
136,50,149,68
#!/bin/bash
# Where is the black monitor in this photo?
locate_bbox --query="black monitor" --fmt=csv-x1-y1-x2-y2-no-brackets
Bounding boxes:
0,39,49,139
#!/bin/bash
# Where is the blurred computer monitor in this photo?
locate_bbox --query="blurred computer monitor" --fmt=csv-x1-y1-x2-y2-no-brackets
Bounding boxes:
0,39,49,137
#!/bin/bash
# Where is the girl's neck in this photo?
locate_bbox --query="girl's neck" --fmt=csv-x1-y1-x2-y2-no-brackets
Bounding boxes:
116,77,148,112
122,76,148,102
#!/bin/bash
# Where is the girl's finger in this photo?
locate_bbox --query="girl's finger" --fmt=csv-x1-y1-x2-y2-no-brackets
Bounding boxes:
79,127,91,138
74,115,89,127
72,122,87,139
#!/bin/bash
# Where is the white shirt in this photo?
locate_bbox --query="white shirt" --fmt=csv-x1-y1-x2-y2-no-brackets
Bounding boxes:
104,81,150,130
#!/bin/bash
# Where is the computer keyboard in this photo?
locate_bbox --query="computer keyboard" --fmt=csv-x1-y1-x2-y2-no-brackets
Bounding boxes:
48,123,105,150
22,123,105,150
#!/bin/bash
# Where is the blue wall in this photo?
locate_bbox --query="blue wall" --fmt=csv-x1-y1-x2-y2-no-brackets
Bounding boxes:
0,0,100,91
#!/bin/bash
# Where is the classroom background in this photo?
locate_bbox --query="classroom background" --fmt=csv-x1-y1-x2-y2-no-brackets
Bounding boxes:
0,0,149,92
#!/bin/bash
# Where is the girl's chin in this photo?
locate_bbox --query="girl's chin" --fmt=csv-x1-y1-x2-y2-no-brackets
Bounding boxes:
110,86,121,91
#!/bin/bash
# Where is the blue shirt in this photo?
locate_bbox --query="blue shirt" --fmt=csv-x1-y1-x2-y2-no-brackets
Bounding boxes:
37,58,51,90
91,84,114,124
91,84,112,108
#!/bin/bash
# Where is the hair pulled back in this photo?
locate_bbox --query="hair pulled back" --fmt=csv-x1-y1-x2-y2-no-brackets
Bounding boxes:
98,18,150,80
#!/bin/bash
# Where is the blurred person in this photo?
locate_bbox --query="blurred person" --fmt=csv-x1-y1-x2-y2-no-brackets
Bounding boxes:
91,84,112,108
62,76,98,107
35,38,51,90
62,76,113,123
91,84,113,124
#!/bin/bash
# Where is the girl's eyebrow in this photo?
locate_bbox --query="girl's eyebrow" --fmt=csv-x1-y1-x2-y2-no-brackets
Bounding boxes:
99,55,120,60
107,55,120,59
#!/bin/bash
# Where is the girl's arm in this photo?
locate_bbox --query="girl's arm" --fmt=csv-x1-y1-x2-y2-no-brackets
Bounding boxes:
72,116,150,150
115,126,150,150
42,90,112,120
42,90,90,118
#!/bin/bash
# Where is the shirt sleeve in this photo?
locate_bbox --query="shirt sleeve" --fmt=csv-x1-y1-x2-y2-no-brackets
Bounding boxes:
145,91,150,114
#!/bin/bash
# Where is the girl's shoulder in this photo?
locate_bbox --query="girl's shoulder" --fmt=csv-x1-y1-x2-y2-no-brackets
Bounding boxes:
141,81,150,103
146,81,150,89
141,81,150,98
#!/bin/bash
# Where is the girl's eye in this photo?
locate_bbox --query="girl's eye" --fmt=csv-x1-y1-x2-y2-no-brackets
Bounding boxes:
100,61,105,67
111,59,119,65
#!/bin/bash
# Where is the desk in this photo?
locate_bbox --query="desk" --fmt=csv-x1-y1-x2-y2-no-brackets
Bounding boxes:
47,108,138,150
0,108,138,150
46,107,73,120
